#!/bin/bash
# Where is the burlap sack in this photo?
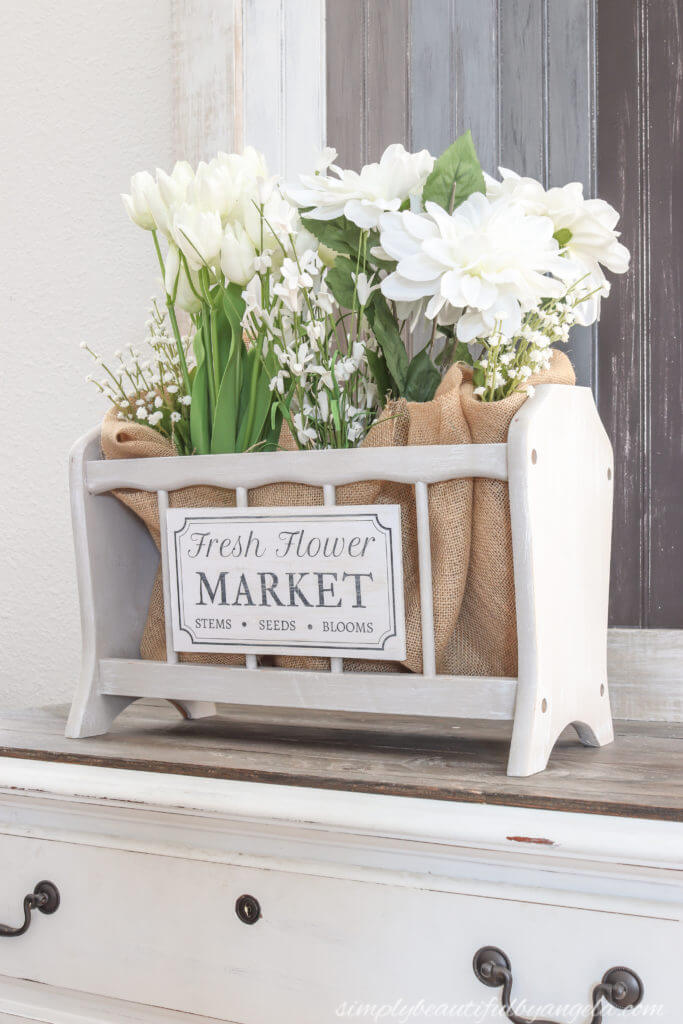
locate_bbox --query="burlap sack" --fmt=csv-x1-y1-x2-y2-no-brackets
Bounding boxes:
101,351,574,678
442,349,575,676
101,362,472,674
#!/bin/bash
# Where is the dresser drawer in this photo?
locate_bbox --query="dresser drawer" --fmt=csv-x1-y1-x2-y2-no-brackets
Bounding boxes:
0,832,677,1023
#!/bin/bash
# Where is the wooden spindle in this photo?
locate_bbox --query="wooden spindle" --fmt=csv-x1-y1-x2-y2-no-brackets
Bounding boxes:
323,484,344,674
157,489,179,665
414,482,436,677
236,486,258,670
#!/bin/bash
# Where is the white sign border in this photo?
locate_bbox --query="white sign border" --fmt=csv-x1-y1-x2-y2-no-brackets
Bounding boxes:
166,504,406,661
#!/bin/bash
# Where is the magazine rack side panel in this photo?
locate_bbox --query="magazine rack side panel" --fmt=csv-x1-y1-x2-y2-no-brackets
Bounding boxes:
507,385,614,777
65,428,215,738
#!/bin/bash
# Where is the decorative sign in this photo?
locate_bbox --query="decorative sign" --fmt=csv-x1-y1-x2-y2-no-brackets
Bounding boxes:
166,505,405,660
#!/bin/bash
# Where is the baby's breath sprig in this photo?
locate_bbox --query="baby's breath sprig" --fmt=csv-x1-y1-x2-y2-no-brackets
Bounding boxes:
82,299,195,454
469,276,601,402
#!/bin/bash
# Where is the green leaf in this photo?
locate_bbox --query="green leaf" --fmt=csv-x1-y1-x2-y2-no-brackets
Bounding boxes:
422,130,485,212
301,215,363,258
472,365,486,389
365,292,409,394
365,347,396,404
236,348,273,451
553,227,572,247
404,347,441,402
208,283,248,454
326,258,356,310
189,358,211,454
222,282,246,344
211,351,241,454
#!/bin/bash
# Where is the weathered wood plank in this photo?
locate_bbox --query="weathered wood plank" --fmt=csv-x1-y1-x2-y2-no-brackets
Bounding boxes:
607,629,683,721
597,0,644,626
644,0,683,627
172,0,242,163
0,705,681,820
282,0,326,178
410,0,453,155
547,0,596,388
242,0,283,172
498,0,545,179
452,0,498,175
326,0,365,169
366,0,411,161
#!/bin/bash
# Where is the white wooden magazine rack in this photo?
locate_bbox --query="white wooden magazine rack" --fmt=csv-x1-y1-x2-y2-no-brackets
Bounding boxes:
67,384,614,777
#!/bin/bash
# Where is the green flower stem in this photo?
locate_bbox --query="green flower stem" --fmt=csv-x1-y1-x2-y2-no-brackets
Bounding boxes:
209,303,221,404
204,313,216,419
151,231,192,396
166,301,192,397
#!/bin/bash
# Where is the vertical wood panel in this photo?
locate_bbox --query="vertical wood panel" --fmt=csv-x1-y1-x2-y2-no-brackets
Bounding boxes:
547,0,597,388
643,0,683,626
498,0,545,179
326,0,365,169
453,0,498,175
283,0,326,177
243,0,283,172
243,0,325,179
172,0,242,164
410,0,454,155
597,0,645,625
366,0,411,161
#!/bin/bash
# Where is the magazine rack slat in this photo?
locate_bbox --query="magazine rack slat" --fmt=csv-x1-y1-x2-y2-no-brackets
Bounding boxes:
67,384,614,777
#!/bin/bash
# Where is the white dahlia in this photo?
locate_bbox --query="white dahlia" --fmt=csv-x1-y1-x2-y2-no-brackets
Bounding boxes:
380,192,566,342
288,144,435,230
485,168,630,325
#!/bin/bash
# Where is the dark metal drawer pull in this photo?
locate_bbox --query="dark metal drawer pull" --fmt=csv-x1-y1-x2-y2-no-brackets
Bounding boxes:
235,894,261,925
0,881,60,938
473,946,643,1024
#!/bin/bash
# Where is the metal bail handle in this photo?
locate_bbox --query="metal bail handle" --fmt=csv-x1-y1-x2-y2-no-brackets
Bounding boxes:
0,881,60,938
473,946,644,1024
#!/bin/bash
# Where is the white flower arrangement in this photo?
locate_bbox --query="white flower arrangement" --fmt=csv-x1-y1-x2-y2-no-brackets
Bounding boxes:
87,131,629,454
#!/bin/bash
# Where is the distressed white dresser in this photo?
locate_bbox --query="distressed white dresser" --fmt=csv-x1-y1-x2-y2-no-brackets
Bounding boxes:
0,704,679,1023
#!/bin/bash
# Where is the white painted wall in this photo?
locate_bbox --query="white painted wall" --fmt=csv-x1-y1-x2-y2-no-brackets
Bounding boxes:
0,1,174,708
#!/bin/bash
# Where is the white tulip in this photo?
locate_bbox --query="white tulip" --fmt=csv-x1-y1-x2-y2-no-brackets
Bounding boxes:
147,161,194,237
190,158,238,222
220,222,257,285
175,263,203,314
171,203,223,271
121,171,157,230
288,143,435,230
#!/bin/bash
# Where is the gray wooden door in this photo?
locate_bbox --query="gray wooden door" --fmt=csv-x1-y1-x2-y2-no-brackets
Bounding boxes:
326,0,682,630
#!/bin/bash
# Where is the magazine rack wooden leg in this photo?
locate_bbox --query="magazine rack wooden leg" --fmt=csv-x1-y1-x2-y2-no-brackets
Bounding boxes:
65,429,216,739
506,385,614,776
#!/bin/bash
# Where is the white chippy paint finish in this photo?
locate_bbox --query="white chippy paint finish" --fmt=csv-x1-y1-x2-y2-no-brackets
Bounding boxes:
0,0,173,711
0,757,680,1020
507,384,614,775
172,0,243,162
242,0,325,178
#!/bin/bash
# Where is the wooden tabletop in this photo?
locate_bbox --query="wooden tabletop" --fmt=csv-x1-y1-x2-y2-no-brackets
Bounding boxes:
0,704,680,822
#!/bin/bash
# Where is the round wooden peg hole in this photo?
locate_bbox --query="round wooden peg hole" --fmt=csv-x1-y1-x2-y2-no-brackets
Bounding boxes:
607,467,612,480
541,698,548,713
531,449,538,465
600,683,605,696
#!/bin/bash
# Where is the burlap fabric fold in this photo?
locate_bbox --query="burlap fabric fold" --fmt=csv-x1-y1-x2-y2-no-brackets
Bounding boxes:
101,362,472,673
101,350,574,677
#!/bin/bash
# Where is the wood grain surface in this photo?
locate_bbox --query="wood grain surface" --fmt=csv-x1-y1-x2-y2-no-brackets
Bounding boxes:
598,0,683,628
0,704,680,822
